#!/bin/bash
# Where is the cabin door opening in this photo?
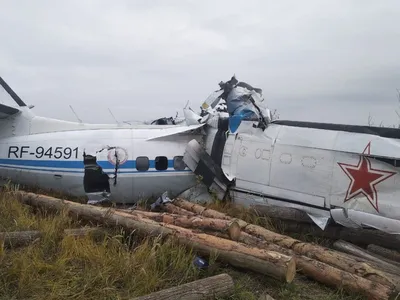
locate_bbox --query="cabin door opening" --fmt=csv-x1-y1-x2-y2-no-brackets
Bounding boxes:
83,153,111,204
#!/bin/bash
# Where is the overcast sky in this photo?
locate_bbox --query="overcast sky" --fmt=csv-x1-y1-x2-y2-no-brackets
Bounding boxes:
1,0,399,126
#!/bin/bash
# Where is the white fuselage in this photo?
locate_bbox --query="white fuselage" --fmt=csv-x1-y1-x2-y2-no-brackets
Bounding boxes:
0,111,203,203
215,120,400,232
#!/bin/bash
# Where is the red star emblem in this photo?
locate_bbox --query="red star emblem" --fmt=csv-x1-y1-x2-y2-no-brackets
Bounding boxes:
337,142,396,212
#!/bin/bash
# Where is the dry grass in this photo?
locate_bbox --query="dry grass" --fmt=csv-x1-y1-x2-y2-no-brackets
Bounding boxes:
0,185,366,300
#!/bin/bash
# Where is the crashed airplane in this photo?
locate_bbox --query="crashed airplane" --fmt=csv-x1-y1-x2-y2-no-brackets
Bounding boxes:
0,76,399,235
0,76,205,205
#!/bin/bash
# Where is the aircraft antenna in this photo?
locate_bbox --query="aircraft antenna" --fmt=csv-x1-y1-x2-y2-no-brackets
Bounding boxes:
108,107,120,125
69,105,83,123
0,76,27,107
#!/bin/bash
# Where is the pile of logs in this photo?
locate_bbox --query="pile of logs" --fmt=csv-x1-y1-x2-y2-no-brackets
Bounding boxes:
6,191,400,300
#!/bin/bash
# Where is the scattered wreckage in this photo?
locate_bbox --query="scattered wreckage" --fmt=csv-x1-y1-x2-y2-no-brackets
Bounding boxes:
0,75,400,236
181,76,400,235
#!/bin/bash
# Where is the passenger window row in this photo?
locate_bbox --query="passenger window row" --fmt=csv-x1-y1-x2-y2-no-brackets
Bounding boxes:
136,156,186,171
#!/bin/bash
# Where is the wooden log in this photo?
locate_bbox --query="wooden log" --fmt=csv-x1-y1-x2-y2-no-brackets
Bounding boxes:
171,199,248,227
280,221,400,250
0,227,108,248
173,199,400,250
0,230,41,248
171,198,400,289
333,240,400,276
13,191,296,283
13,191,176,238
130,273,234,300
162,223,296,283
131,210,241,241
163,203,196,216
295,256,398,300
112,210,296,283
367,244,400,264
210,231,399,300
244,223,400,289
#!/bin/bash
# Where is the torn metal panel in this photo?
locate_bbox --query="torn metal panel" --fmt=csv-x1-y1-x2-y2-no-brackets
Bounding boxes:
218,76,269,133
331,208,400,234
178,183,214,203
183,107,208,126
150,117,176,125
306,213,330,230
150,191,173,211
183,139,233,200
230,189,331,220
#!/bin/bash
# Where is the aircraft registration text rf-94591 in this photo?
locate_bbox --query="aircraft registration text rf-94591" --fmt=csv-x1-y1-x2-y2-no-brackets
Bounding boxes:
8,146,79,159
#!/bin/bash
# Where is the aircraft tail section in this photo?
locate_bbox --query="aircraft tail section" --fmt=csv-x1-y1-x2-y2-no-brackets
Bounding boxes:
0,76,36,137
0,77,27,107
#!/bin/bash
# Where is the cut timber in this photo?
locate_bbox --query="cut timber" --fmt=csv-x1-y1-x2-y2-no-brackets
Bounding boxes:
173,199,400,250
333,240,400,276
280,221,400,250
171,198,248,227
130,273,234,300
235,232,399,300
163,203,196,216
0,230,41,248
13,191,296,283
161,223,296,283
244,222,400,289
296,257,398,300
14,191,173,237
113,210,296,283
171,198,400,289
0,227,107,248
130,210,241,241
368,244,400,264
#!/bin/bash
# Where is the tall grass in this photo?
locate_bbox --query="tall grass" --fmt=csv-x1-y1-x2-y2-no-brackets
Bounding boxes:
0,191,223,300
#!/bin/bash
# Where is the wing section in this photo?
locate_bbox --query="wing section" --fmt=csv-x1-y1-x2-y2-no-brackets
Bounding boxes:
0,103,20,119
145,123,205,141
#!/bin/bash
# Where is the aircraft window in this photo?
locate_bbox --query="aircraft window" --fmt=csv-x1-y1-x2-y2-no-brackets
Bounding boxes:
136,156,149,171
155,156,168,170
173,156,186,170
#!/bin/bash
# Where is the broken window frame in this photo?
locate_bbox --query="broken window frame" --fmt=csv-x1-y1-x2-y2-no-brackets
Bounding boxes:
136,156,149,171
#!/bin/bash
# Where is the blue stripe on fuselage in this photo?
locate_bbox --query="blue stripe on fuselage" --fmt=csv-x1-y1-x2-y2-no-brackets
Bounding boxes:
0,158,187,174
